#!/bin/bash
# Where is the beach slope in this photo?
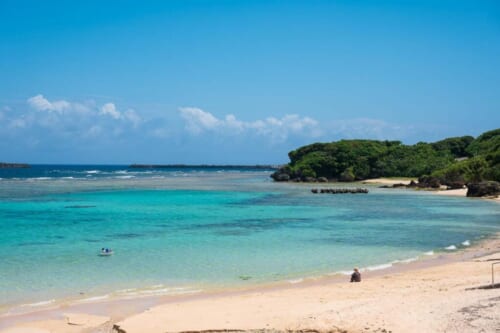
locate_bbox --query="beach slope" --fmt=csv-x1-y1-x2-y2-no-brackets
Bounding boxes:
113,248,500,333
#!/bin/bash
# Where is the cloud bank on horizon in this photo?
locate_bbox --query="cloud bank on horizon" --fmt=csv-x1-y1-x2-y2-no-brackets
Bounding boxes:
0,94,424,163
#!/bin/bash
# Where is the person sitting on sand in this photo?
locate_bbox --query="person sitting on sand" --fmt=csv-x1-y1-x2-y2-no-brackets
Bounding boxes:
350,268,361,282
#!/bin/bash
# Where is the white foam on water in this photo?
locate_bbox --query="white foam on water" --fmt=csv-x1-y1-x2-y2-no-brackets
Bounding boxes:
76,294,110,303
394,257,418,264
21,299,55,307
462,240,470,246
85,170,100,174
172,289,202,295
365,263,393,271
288,278,304,284
424,251,434,256
116,286,201,299
151,284,163,288
115,175,135,179
445,245,457,250
137,288,172,295
116,288,137,293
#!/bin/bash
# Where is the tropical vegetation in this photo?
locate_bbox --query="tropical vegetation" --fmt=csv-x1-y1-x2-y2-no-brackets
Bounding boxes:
272,128,500,186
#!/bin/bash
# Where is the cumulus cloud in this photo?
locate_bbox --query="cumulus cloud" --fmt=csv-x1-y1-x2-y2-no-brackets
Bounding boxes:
27,94,71,113
1,95,146,144
100,103,121,119
179,107,321,142
179,107,220,134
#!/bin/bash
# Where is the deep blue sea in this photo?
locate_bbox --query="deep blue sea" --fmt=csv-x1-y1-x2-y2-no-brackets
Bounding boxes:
0,165,498,315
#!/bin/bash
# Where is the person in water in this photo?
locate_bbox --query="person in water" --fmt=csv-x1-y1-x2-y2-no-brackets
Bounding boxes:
350,268,361,282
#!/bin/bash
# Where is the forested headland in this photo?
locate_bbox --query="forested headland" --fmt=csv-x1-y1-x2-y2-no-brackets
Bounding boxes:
271,128,500,189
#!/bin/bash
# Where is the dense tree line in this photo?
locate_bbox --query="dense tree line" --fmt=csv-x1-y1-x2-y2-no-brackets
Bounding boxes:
272,128,500,186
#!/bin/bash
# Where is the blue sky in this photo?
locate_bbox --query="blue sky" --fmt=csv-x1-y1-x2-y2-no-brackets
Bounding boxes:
1,0,499,164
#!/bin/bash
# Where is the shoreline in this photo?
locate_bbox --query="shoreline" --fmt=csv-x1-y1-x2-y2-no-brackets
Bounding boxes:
0,228,491,319
1,232,499,332
1,180,498,332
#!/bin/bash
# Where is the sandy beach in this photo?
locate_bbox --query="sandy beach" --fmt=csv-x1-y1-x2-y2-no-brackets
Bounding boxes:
1,182,498,333
361,178,417,186
1,235,499,333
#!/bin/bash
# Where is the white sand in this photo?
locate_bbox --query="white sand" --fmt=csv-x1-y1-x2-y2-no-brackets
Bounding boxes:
362,178,416,185
114,249,500,333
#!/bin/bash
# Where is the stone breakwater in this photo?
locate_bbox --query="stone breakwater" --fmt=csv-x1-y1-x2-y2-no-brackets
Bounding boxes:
311,188,369,194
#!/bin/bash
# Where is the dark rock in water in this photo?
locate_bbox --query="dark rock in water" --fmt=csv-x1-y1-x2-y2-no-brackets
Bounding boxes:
408,180,418,187
467,181,500,197
312,188,368,194
239,275,252,280
317,177,328,183
270,171,290,181
302,176,317,183
446,181,466,190
392,183,406,188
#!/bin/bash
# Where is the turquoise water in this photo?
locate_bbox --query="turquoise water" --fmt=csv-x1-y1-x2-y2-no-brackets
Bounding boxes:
0,166,499,313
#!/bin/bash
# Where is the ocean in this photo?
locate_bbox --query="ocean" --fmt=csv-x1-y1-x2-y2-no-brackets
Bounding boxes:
0,165,498,315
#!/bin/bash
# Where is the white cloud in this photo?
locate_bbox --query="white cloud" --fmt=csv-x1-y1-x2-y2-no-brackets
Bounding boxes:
27,94,70,113
8,115,33,129
100,103,121,119
179,107,220,134
178,107,321,142
84,125,103,138
124,109,142,127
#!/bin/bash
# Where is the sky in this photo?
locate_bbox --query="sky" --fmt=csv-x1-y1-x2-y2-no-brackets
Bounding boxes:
1,0,499,164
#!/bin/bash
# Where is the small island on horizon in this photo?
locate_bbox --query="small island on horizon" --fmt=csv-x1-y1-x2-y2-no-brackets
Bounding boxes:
130,164,279,170
0,162,30,168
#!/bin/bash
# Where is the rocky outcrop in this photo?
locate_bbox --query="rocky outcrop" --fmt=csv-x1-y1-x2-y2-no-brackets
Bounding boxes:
270,172,290,181
417,175,441,189
466,181,500,197
311,188,368,194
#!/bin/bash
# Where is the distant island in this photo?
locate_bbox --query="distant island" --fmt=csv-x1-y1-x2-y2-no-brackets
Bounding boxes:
0,162,30,168
130,164,279,170
271,128,499,196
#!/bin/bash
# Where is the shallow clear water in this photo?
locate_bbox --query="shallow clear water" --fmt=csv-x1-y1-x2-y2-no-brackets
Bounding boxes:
0,165,498,312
